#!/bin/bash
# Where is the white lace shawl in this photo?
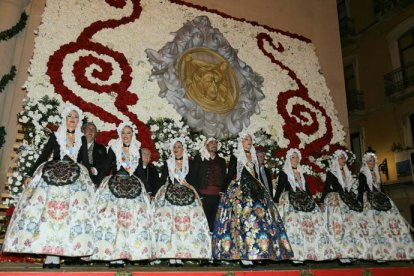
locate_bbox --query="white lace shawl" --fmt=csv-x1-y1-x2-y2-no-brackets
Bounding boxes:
166,137,189,183
283,148,306,191
329,149,353,192
233,131,259,180
55,103,84,161
360,152,381,191
108,122,141,175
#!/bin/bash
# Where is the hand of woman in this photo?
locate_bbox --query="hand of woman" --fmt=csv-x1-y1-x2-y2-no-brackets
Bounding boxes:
24,177,32,188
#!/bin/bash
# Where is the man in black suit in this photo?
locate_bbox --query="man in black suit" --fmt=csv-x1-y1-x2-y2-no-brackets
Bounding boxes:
135,147,159,196
189,138,227,231
81,122,107,187
256,147,273,198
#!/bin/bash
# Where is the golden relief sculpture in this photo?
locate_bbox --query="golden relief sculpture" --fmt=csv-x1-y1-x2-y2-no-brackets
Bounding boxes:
178,48,240,114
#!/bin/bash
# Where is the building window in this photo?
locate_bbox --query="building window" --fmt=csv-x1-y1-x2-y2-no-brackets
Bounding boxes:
337,0,355,39
350,132,363,172
398,28,414,88
344,63,364,112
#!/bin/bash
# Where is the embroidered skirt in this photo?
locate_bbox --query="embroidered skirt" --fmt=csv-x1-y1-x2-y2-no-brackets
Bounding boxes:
152,181,211,259
278,191,335,261
90,172,152,261
323,192,371,260
362,192,414,260
212,169,293,261
3,160,96,257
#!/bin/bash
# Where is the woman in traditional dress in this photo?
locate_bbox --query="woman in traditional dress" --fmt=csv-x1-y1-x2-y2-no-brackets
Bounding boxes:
3,103,96,269
152,138,211,266
274,148,335,263
359,152,414,261
322,149,370,263
90,122,152,267
212,131,293,267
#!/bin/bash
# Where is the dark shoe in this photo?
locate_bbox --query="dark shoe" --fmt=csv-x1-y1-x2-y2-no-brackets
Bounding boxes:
199,260,211,267
175,263,183,267
256,260,269,266
51,263,61,269
42,263,50,269
64,258,79,265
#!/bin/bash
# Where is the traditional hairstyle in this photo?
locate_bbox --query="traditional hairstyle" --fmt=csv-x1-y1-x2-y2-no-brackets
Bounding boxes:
166,137,189,183
108,121,141,175
283,148,306,191
329,149,353,192
360,152,381,191
200,137,219,161
55,102,84,161
233,130,259,180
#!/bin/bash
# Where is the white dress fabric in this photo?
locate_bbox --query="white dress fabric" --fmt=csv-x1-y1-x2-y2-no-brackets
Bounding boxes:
278,192,335,261
90,172,152,261
152,176,212,259
3,151,96,256
363,191,414,260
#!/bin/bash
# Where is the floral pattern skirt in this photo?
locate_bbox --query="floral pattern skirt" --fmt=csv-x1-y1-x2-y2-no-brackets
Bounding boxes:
363,192,414,260
278,192,335,261
323,192,371,260
2,161,96,257
152,182,212,259
212,171,293,261
90,174,152,261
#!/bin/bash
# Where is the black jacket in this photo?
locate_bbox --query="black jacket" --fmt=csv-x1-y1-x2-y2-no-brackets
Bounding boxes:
358,172,383,203
97,147,142,184
188,154,227,194
273,171,312,203
28,133,89,177
226,155,261,188
155,161,192,195
321,171,363,202
135,161,160,195
79,140,107,185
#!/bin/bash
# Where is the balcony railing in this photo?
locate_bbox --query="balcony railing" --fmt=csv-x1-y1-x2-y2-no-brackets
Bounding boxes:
339,17,356,40
384,61,414,97
346,89,365,113
374,0,414,17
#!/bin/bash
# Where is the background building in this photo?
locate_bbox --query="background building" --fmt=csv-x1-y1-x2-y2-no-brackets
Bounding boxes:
340,0,414,222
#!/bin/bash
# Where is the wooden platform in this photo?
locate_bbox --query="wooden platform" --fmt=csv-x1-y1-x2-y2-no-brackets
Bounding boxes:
0,260,413,276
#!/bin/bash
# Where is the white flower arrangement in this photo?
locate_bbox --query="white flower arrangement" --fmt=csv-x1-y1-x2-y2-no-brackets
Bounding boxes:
5,96,61,206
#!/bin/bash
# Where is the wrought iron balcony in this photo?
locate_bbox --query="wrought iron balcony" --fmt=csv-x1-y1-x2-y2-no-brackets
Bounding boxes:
374,0,414,17
346,89,365,113
384,61,414,99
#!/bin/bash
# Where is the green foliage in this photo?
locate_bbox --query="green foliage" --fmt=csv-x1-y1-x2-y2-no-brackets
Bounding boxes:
0,12,28,42
0,66,16,93
0,126,6,149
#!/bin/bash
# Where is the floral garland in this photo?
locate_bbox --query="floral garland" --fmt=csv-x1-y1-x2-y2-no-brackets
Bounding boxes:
0,12,28,42
0,126,5,149
0,66,16,93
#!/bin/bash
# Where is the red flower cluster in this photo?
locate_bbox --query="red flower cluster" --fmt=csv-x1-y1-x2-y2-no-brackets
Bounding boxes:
46,0,156,159
256,33,336,195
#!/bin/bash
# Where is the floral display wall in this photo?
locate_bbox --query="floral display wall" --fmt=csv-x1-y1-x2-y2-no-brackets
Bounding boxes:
5,0,354,206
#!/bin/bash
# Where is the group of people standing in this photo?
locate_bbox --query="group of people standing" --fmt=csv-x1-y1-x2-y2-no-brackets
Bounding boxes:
2,103,414,269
